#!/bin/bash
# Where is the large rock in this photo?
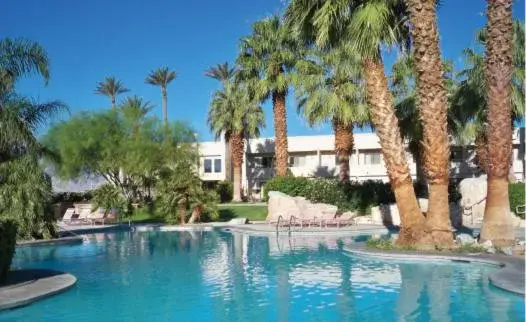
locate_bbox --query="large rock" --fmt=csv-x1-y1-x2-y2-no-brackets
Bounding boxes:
266,191,337,222
459,177,487,225
456,233,476,245
371,204,400,225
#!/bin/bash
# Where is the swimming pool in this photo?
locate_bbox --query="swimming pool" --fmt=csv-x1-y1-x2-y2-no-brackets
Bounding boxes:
2,230,524,321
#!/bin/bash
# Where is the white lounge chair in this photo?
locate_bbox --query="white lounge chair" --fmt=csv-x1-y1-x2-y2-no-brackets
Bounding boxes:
61,208,77,224
88,208,106,225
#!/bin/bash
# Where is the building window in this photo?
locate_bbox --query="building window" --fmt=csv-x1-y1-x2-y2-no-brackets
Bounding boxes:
204,159,212,173
364,152,381,165
214,159,222,173
289,155,306,167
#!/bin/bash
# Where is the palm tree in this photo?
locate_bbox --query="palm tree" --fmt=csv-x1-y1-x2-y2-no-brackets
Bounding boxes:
479,0,515,246
205,62,236,86
453,20,525,180
208,83,265,201
95,76,129,109
294,44,369,182
0,38,50,98
286,0,426,245
237,15,299,177
145,67,177,126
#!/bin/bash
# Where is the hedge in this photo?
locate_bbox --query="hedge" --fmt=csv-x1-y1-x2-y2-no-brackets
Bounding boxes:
263,177,466,213
509,183,525,218
51,191,93,203
263,177,395,212
0,219,17,284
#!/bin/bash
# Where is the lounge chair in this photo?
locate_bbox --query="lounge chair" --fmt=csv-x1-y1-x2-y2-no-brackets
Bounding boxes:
61,208,78,224
88,208,106,225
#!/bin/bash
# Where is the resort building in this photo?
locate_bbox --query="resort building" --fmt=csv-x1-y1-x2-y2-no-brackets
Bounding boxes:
198,128,526,199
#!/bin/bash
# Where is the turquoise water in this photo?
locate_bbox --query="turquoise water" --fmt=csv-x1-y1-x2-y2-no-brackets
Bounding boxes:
1,230,524,321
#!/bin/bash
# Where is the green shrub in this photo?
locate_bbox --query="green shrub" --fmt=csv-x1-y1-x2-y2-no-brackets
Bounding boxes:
509,183,525,218
263,177,395,212
51,191,93,203
216,181,233,203
262,176,310,201
92,184,126,215
0,219,17,284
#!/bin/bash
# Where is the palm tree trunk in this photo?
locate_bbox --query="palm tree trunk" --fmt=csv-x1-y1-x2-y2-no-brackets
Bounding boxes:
179,199,187,225
333,119,353,183
162,88,168,127
363,56,426,246
272,90,288,177
188,207,200,224
230,132,245,202
475,131,489,174
111,96,116,110
480,0,515,246
406,0,452,247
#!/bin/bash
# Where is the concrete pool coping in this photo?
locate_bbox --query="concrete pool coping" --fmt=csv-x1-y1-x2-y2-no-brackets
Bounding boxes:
17,236,85,248
0,269,77,310
343,245,525,296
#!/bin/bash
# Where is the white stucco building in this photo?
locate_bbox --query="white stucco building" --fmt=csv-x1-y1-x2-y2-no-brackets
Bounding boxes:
197,128,525,200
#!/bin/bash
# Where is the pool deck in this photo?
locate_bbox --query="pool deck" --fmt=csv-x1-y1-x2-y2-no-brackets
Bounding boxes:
343,245,525,296
0,269,77,310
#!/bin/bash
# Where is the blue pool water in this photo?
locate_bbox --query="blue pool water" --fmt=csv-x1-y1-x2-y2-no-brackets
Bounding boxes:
1,230,524,321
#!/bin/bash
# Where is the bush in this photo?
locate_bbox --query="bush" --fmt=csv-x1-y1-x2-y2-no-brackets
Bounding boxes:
91,184,126,215
51,191,93,204
216,181,233,203
0,219,17,284
509,183,525,218
263,177,395,212
262,176,310,201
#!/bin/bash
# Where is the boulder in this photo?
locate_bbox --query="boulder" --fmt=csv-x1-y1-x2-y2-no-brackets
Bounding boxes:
228,218,248,225
500,246,513,256
371,204,400,225
267,191,302,222
266,191,338,222
339,211,357,220
459,177,487,226
418,198,429,213
480,240,493,251
456,233,476,245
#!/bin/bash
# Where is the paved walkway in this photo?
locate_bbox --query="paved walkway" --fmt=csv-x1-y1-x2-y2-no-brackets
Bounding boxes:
0,269,76,310
343,245,525,296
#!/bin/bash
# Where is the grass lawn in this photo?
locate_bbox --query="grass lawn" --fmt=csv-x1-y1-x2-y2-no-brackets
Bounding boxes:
127,204,267,224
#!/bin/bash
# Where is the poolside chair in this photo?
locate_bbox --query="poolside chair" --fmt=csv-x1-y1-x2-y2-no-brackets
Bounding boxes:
88,208,106,225
61,208,78,224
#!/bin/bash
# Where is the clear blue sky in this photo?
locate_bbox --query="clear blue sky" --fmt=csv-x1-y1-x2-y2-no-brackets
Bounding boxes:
3,0,525,141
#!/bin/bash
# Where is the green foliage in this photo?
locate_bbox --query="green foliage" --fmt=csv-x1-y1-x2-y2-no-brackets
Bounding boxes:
51,191,93,203
509,183,526,218
216,181,233,203
91,183,126,215
366,238,396,250
214,205,267,222
263,177,395,212
43,100,198,205
262,176,310,201
0,219,17,284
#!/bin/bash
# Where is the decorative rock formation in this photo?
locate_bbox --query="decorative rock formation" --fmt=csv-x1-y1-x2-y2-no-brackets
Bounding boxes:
266,191,338,222
459,177,488,225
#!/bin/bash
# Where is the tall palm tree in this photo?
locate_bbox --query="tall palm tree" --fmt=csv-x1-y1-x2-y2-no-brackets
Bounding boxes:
453,20,525,179
237,15,299,177
294,44,369,182
208,83,265,201
479,0,515,246
145,67,177,126
95,76,129,109
286,0,426,245
404,0,454,247
205,62,236,86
